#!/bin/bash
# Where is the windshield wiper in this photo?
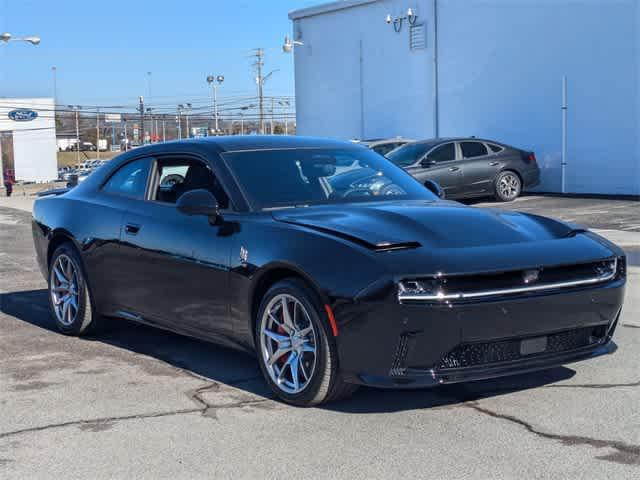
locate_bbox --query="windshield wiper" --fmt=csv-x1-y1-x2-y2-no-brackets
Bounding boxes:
263,204,310,211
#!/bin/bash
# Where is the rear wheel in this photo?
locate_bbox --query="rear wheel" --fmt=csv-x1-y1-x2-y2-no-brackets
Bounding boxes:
495,171,522,202
255,278,357,406
48,243,102,335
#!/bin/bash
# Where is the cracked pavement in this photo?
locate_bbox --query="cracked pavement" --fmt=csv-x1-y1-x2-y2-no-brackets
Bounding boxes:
1,197,639,479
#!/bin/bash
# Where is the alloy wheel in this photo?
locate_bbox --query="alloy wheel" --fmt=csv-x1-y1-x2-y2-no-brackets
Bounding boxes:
259,293,317,394
498,173,520,200
50,254,79,326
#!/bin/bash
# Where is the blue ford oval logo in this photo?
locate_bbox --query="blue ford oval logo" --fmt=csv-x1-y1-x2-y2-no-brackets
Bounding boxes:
8,109,38,122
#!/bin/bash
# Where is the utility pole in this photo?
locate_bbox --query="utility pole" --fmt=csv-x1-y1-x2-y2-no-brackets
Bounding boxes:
177,105,183,140
270,97,275,134
75,109,80,163
96,107,100,160
185,103,192,138
162,118,166,142
138,96,145,144
252,48,265,134
146,108,154,142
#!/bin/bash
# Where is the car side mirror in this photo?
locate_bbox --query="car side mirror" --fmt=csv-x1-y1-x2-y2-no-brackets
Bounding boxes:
421,158,437,168
177,189,220,219
424,179,445,199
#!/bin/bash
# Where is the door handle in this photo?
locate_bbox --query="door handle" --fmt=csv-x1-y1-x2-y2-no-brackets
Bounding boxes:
448,167,460,172
489,161,500,166
125,223,141,235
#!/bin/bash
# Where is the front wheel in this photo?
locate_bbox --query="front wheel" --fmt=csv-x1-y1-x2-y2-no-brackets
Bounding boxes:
494,171,522,202
255,279,357,406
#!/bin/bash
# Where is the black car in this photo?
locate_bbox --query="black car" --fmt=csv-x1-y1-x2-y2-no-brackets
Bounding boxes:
32,136,625,406
386,138,540,201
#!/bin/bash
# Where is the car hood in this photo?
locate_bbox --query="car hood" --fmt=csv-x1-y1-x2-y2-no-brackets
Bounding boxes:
272,200,581,250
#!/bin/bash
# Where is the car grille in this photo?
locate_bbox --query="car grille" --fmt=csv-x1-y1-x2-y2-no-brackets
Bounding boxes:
437,326,607,370
398,258,621,304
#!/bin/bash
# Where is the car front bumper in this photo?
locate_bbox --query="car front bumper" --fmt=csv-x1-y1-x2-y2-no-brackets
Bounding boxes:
335,278,624,388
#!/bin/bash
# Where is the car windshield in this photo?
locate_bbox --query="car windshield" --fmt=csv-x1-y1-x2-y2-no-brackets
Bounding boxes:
223,147,436,210
386,142,436,166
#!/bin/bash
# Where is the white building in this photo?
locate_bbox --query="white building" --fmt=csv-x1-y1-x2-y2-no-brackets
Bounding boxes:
289,0,640,196
0,98,58,183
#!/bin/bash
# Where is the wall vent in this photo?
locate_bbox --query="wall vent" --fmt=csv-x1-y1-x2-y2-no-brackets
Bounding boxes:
409,23,426,50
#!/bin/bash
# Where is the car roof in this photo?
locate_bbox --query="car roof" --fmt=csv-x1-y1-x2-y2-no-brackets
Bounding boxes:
190,135,358,152
363,138,414,147
412,137,504,146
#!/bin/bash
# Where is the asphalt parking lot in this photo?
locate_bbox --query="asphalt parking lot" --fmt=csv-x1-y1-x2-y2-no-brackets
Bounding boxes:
1,195,639,479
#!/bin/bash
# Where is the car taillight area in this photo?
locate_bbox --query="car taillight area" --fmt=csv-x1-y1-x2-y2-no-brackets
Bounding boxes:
522,151,537,164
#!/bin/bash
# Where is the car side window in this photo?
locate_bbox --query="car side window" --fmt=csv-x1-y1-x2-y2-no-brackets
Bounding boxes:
460,142,489,158
102,158,150,199
488,143,504,153
152,157,230,209
427,143,456,163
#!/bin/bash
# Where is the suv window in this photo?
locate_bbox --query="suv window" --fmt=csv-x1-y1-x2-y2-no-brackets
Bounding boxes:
427,143,456,163
102,158,150,199
460,142,488,158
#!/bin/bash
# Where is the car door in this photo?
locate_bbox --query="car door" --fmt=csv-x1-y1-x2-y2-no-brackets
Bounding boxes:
407,142,463,197
457,141,497,196
116,154,235,341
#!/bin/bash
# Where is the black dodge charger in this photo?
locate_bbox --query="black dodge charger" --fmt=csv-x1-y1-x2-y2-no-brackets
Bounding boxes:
32,136,625,406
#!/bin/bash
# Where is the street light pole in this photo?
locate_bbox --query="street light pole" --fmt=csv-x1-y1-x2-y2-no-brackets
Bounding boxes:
68,105,81,163
51,66,57,107
207,74,224,135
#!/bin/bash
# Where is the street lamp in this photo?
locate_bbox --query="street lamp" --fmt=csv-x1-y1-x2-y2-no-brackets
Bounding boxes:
67,105,82,163
282,34,304,53
206,74,224,134
0,32,41,45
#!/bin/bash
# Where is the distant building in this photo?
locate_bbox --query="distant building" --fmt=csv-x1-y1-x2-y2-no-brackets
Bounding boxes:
56,134,78,152
289,0,640,196
0,98,57,182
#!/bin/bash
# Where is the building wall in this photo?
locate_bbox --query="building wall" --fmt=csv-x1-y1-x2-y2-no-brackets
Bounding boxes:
291,0,640,195
0,98,57,183
292,0,434,140
437,0,639,195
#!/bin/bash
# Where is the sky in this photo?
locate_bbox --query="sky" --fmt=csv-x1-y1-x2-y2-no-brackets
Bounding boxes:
0,0,318,110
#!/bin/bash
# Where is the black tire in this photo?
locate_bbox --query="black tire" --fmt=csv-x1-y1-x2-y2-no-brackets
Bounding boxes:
48,242,104,336
254,278,358,406
494,170,522,202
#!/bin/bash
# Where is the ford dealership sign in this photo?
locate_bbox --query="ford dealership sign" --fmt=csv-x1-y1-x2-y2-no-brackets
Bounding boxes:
8,109,38,122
